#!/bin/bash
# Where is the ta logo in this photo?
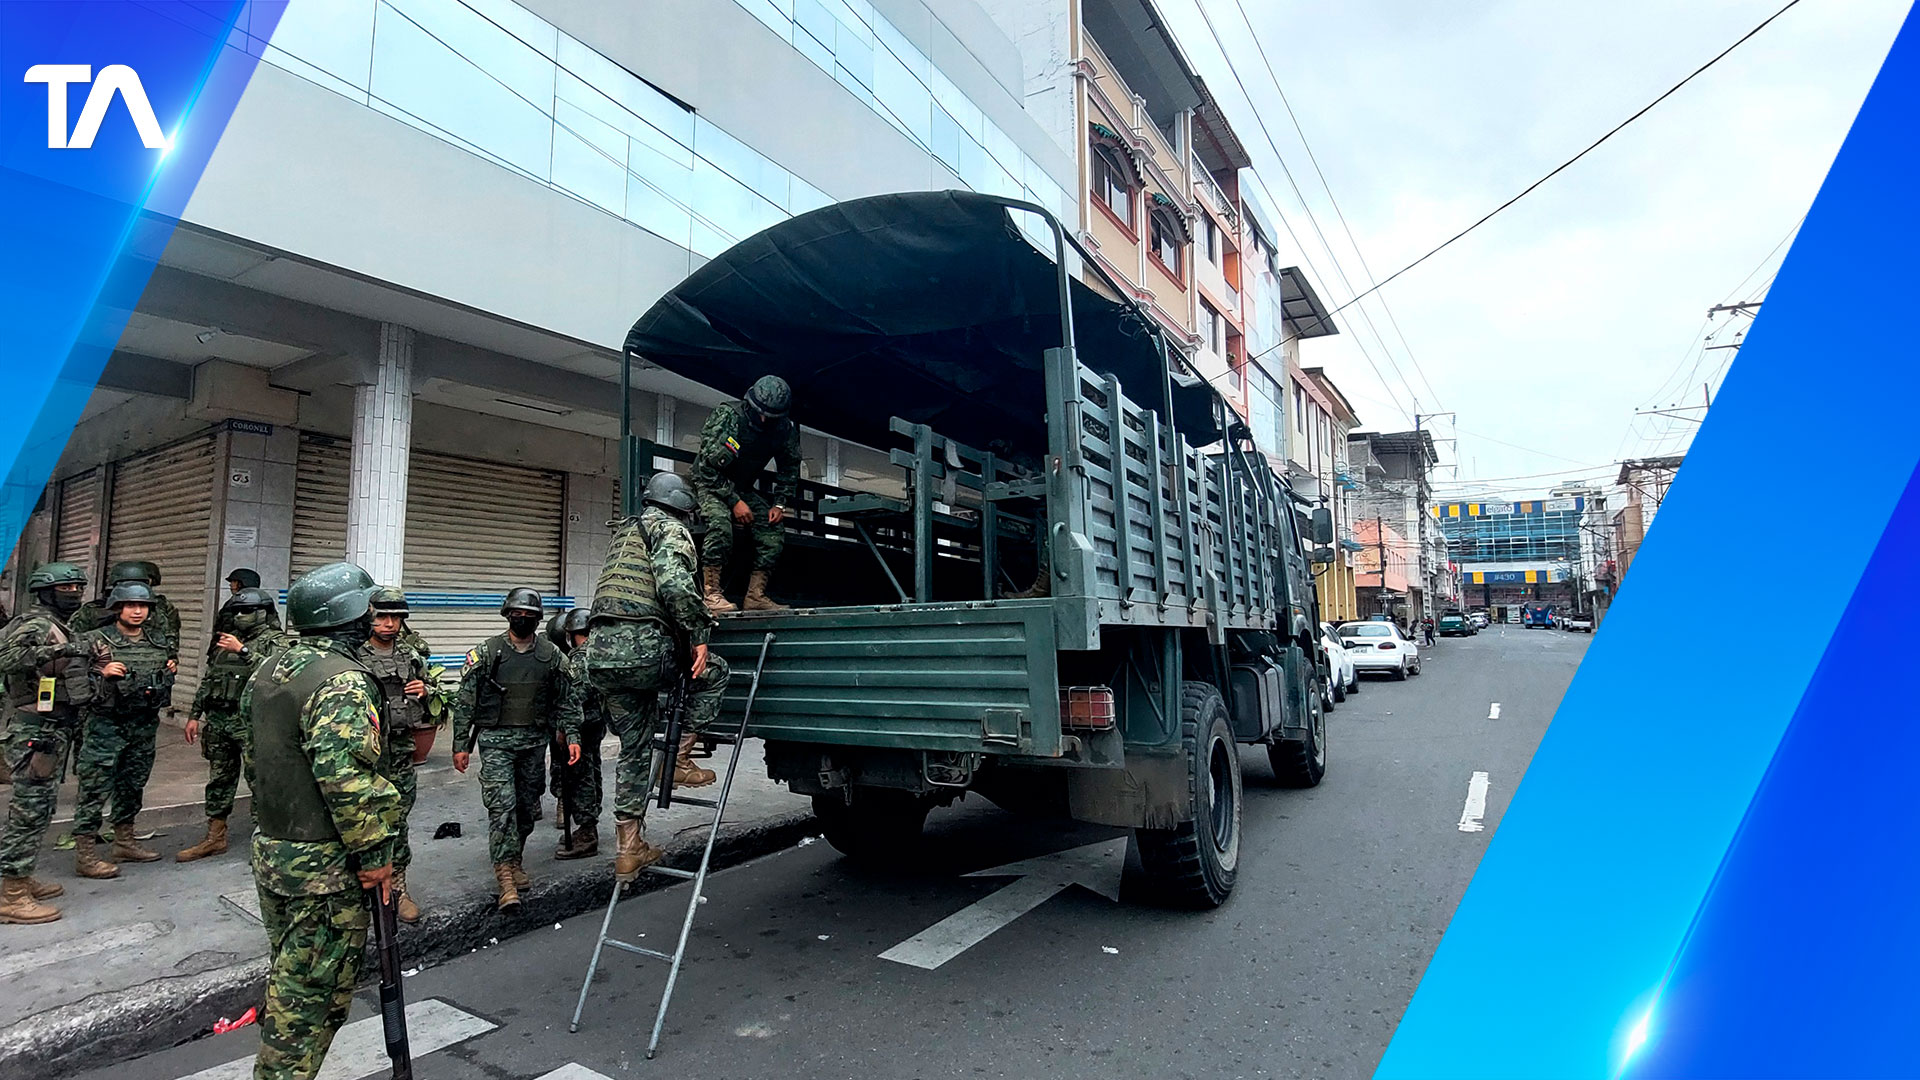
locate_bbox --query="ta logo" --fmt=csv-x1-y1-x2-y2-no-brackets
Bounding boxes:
23,64,168,150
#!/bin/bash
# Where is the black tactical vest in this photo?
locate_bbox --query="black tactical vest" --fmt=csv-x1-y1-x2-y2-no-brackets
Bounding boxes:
474,637,558,728
252,647,377,843
95,627,173,711
200,629,284,711
359,641,426,731
3,608,94,714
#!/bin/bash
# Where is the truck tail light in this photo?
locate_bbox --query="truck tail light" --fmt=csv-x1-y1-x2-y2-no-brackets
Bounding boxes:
1061,686,1116,731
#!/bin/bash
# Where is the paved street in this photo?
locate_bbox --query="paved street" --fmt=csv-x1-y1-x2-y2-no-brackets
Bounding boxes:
84,626,1589,1080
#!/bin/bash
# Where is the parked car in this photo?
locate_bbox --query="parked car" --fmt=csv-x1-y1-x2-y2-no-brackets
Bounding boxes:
1319,621,1359,704
1564,614,1594,633
1437,612,1474,637
1337,620,1422,680
1468,611,1490,629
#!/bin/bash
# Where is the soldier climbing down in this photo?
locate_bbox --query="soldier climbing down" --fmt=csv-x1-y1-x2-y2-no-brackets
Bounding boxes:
0,562,101,924
178,587,289,863
692,374,801,614
583,471,731,883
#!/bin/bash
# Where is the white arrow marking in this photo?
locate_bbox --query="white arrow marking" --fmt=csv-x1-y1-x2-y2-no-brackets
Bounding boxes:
1488,702,1501,720
180,998,495,1080
1458,771,1491,833
535,1066,616,1080
879,837,1128,970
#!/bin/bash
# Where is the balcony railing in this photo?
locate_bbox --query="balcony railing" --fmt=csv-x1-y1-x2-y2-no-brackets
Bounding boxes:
1192,155,1238,229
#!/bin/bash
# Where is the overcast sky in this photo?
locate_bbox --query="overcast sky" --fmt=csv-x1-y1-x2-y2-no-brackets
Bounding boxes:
1157,0,1908,493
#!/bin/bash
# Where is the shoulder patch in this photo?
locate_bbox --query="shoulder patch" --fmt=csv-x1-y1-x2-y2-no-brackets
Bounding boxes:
465,647,480,668
723,436,740,453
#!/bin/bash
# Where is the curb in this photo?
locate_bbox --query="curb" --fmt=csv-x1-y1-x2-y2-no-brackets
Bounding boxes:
0,807,820,1080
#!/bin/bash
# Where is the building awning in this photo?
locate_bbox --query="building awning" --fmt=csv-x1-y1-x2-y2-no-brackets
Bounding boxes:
1277,267,1338,339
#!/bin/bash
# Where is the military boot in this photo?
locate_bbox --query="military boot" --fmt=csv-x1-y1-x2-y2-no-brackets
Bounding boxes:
112,822,162,863
556,824,598,860
510,861,531,889
25,877,63,900
0,877,61,924
612,818,663,883
176,817,229,862
674,732,717,788
703,566,737,615
493,863,520,911
75,835,119,879
394,870,421,923
743,570,789,612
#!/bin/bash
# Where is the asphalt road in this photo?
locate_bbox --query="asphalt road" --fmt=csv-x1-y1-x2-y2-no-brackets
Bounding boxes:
93,624,1589,1080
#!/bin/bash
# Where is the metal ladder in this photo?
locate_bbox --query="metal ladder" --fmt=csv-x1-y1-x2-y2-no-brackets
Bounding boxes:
569,631,775,1058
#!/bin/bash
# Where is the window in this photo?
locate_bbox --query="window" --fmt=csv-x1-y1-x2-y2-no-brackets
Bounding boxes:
1149,207,1183,276
1091,144,1134,231
1201,301,1222,354
1203,216,1220,265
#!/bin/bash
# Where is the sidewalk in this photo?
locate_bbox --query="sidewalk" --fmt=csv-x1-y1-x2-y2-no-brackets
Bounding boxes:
0,720,817,1080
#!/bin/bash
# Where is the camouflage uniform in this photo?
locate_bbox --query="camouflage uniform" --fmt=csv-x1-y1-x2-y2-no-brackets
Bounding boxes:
0,604,96,880
244,637,400,1080
552,636,606,836
189,620,289,819
72,624,173,838
691,399,801,571
355,635,430,873
452,635,581,864
583,507,730,825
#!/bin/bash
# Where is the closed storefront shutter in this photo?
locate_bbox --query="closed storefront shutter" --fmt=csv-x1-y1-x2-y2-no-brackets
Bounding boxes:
106,436,215,713
55,469,101,568
289,434,351,577
402,452,564,664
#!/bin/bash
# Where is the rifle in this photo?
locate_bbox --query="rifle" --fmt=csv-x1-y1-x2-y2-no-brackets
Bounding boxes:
368,885,413,1080
552,726,574,843
654,669,692,810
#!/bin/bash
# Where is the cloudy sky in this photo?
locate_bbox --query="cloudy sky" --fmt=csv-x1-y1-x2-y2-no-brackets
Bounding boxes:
1157,0,1908,494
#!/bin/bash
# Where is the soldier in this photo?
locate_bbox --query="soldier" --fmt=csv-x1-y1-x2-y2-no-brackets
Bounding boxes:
549,608,608,859
450,589,581,911
178,588,288,863
582,472,730,882
357,587,430,921
0,563,101,923
244,561,400,1080
207,568,271,662
71,561,183,664
71,581,175,876
691,374,800,614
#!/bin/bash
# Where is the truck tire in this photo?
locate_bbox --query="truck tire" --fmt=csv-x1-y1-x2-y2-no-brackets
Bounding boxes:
1268,669,1327,789
812,788,932,861
1135,683,1241,909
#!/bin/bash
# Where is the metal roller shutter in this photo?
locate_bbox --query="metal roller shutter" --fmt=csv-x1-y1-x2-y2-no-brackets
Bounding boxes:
106,436,215,714
290,434,351,577
55,469,101,568
403,452,564,663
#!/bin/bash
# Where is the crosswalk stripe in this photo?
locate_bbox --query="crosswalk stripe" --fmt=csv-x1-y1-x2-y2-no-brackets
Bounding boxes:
0,920,170,980
180,998,495,1080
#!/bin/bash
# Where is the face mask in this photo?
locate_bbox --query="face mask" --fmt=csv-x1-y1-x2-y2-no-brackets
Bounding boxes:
48,591,81,616
234,610,268,632
507,615,540,638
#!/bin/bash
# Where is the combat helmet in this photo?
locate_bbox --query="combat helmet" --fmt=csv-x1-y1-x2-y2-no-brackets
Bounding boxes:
642,471,697,516
500,588,544,617
369,585,410,614
230,587,277,611
26,562,86,592
107,581,156,609
744,375,791,421
286,562,378,632
106,560,159,587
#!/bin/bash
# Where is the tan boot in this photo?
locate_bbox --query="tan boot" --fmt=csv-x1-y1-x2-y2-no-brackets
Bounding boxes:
612,818,664,883
176,817,228,862
743,570,789,612
0,877,61,924
394,871,421,924
556,824,598,860
674,732,717,788
703,566,737,615
75,835,119,879
112,822,161,863
26,877,63,900
493,863,520,911
510,861,530,889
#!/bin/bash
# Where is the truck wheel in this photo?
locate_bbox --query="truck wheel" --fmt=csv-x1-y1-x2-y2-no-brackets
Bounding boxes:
1268,669,1327,789
1135,683,1241,909
812,788,932,862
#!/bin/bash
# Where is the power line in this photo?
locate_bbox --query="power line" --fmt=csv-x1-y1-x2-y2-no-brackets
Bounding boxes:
1221,0,1446,412
1306,0,1808,323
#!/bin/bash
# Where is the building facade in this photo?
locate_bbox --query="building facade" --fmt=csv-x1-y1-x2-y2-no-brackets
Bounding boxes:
1348,429,1439,624
1434,493,1587,613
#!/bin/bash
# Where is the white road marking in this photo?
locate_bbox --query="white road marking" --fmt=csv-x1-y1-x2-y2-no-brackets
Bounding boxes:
1488,702,1502,720
0,920,170,979
1458,772,1491,833
180,998,495,1080
880,837,1127,970
535,1066,616,1080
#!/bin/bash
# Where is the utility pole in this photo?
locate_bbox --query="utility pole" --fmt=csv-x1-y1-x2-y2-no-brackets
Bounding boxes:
1376,515,1387,619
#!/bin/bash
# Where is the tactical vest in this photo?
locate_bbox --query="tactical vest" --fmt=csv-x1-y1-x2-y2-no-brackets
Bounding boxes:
200,629,282,712
359,642,426,731
3,610,94,714
591,517,664,623
252,647,375,843
473,638,558,728
96,628,174,711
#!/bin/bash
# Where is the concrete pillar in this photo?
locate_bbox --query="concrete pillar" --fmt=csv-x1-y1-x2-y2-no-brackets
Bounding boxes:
345,323,414,586
562,471,617,602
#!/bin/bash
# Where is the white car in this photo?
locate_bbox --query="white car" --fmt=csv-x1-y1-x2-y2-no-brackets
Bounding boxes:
1469,611,1490,629
1337,621,1422,680
1318,621,1359,706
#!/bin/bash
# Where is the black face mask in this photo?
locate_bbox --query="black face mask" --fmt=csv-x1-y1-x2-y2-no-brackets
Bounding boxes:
314,614,374,652
46,590,82,616
507,615,541,638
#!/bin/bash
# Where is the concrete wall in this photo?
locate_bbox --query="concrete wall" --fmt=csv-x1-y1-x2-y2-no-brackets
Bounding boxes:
217,426,299,593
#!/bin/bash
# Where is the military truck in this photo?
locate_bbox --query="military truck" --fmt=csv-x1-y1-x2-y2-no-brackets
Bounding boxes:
619,191,1335,907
